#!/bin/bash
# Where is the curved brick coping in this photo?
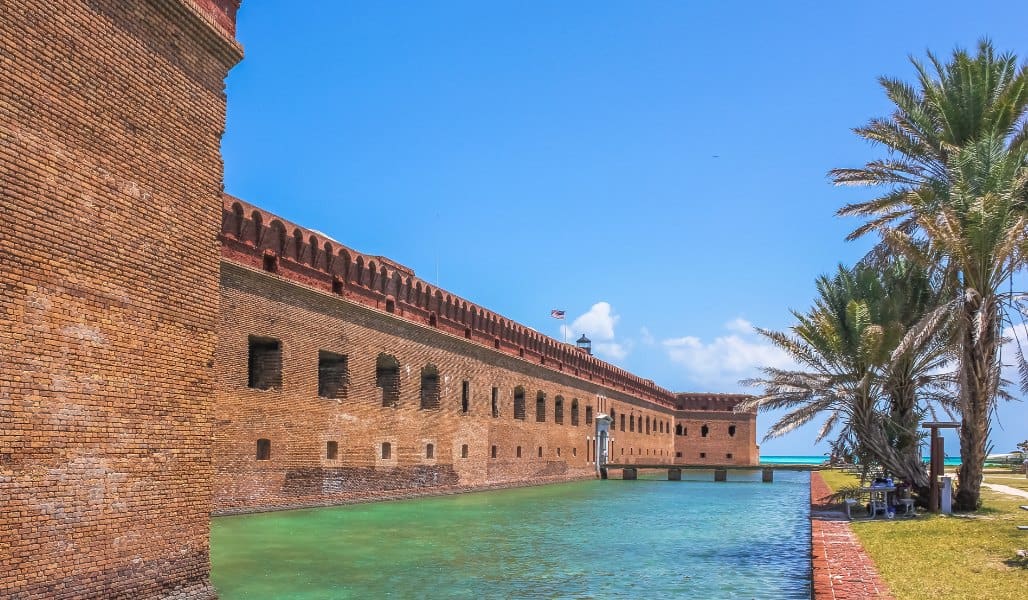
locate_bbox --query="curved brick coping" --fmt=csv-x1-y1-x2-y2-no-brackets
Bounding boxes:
810,471,893,599
211,473,597,516
220,195,677,409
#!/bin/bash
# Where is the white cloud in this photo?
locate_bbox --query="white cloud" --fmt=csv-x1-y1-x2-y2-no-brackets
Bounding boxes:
662,318,794,387
640,326,655,345
561,301,630,361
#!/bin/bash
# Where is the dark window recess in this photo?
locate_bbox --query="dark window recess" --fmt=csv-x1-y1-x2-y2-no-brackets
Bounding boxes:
262,254,277,273
554,396,564,424
513,387,526,420
535,392,546,423
726,453,733,459
585,406,593,424
491,387,500,418
256,438,271,460
538,446,543,457
699,452,706,458
620,414,626,432
676,451,683,458
376,354,400,407
629,415,635,432
556,448,561,457
332,277,343,294
461,444,469,459
318,351,348,399
326,441,338,459
516,446,522,458
381,442,391,459
676,424,684,436
728,425,737,437
247,336,282,390
426,443,435,459
491,445,497,459
570,399,579,426
420,365,440,409
385,298,395,313
461,380,470,414
701,425,709,438
572,447,577,457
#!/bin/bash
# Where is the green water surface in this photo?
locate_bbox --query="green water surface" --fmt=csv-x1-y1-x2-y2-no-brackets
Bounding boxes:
211,472,810,599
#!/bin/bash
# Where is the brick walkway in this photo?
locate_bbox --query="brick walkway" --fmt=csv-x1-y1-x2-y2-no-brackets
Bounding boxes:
810,471,893,599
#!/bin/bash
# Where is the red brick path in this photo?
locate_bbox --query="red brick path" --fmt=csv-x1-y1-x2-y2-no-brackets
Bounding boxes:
810,472,894,599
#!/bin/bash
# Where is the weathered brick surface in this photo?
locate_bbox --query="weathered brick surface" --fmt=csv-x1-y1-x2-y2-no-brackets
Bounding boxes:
672,394,759,466
0,1,240,598
214,262,679,512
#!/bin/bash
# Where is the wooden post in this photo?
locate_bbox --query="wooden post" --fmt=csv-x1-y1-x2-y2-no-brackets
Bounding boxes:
762,468,773,483
930,433,944,513
623,467,637,480
668,468,682,481
714,468,727,482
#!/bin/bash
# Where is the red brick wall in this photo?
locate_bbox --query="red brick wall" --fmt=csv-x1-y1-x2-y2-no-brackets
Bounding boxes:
214,262,678,512
672,394,759,466
1,1,240,597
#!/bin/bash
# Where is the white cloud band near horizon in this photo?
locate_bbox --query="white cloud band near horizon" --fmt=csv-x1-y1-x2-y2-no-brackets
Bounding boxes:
662,318,795,389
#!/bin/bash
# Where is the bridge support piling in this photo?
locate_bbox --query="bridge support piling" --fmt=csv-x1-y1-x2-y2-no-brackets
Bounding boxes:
714,468,727,482
668,468,682,481
762,468,774,483
623,467,637,480
600,467,608,480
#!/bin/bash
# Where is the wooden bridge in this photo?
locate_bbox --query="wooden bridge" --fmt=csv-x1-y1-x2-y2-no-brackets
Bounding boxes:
600,463,821,482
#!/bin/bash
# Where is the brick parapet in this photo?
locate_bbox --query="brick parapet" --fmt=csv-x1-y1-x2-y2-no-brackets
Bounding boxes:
220,196,678,410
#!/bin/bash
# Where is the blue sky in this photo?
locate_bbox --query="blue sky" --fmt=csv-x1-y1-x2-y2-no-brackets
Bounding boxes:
222,1,1028,456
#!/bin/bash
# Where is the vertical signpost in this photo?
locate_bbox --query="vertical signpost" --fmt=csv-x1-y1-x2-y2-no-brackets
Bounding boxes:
923,422,959,513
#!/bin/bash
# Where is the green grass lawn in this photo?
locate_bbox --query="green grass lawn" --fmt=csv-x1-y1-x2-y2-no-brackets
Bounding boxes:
984,473,1028,493
820,470,1027,600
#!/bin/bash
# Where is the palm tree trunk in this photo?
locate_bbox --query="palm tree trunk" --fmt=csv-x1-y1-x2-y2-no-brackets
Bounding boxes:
955,293,997,511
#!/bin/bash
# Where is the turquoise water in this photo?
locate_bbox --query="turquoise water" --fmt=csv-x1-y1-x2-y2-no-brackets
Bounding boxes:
211,473,811,599
761,455,963,466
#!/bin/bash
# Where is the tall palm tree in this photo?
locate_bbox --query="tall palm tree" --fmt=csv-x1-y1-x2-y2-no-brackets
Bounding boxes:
831,41,1028,509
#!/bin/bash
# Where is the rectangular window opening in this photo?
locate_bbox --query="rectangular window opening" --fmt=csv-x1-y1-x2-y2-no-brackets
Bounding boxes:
318,351,349,399
247,336,282,390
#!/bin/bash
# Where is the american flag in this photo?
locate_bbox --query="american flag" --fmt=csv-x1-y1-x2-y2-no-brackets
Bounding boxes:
550,309,565,319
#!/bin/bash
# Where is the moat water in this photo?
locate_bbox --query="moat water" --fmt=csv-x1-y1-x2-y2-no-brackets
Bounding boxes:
210,471,811,599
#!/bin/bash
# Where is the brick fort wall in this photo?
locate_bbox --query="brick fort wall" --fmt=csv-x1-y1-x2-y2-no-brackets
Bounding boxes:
672,394,759,466
1,1,240,598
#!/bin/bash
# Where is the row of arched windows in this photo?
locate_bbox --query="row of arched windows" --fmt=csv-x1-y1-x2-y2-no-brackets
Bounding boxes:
608,409,672,437
673,423,737,437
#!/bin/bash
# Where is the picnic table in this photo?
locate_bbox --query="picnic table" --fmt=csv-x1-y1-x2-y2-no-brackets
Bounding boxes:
844,486,896,519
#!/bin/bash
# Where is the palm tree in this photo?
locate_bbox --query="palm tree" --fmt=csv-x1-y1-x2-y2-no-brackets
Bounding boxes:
741,264,945,491
831,41,1028,509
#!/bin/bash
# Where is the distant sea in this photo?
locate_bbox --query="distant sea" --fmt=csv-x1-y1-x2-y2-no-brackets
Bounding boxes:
761,455,963,466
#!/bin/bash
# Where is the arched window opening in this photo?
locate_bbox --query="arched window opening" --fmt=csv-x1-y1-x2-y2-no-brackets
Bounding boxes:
491,445,497,458
326,441,338,459
491,387,499,418
256,438,271,460
460,380,470,414
570,399,580,426
554,396,564,424
293,230,304,261
332,277,344,295
420,364,440,410
429,312,438,327
516,446,522,458
426,443,434,459
620,414,626,432
585,405,593,424
556,447,561,457
232,203,244,237
381,442,391,459
513,386,526,420
645,416,650,435
375,353,400,407
676,424,684,436
461,444,469,459
385,298,395,313
535,391,546,423
728,425,737,437
701,424,709,438
538,446,543,457
629,415,635,432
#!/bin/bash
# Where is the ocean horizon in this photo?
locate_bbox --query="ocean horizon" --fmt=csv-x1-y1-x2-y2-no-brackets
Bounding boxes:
761,454,963,466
